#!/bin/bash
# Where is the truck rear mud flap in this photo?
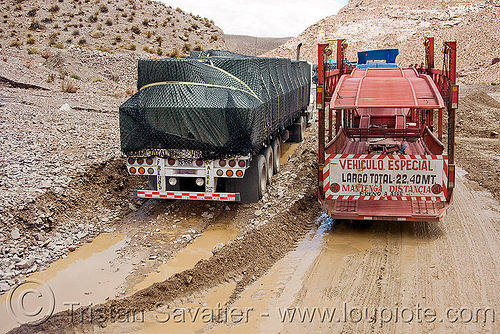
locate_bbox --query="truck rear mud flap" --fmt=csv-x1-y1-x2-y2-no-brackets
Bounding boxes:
134,190,240,202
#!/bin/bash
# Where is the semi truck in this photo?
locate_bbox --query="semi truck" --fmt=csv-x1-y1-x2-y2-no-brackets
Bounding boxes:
120,50,312,203
316,38,458,222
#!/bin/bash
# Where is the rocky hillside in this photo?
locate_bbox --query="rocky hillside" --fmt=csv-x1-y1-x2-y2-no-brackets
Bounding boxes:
0,0,228,225
225,34,291,56
265,0,500,84
0,0,225,57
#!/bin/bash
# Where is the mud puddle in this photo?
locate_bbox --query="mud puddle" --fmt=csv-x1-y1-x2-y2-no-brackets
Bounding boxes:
132,222,238,293
280,142,300,166
0,233,130,333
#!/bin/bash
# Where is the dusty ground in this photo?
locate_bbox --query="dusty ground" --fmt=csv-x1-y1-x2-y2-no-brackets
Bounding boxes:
224,35,292,57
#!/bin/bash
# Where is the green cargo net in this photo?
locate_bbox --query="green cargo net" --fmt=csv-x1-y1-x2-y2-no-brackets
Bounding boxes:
120,51,311,159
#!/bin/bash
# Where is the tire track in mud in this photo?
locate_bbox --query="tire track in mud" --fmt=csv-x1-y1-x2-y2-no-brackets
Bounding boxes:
206,174,500,334
284,177,500,333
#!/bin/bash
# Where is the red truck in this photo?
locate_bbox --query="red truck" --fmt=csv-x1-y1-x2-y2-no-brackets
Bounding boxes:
317,38,458,222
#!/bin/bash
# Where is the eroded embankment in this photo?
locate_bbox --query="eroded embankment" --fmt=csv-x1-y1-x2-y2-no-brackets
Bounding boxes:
1,158,146,290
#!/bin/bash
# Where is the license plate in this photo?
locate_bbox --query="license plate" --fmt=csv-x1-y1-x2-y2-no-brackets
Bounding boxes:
177,159,193,167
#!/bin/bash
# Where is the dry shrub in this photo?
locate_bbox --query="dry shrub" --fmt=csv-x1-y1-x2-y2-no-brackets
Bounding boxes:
125,84,136,96
113,91,124,98
27,48,40,55
169,48,179,58
41,49,53,59
61,78,78,93
48,5,60,13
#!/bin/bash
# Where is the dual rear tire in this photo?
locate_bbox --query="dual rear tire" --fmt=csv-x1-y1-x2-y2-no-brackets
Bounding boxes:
272,135,281,174
230,136,282,203
228,153,266,203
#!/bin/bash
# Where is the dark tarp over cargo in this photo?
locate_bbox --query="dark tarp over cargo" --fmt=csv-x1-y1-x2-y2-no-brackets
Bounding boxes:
120,50,311,159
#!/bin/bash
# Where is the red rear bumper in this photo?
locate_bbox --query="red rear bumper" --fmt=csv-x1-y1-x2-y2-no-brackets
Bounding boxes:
321,198,450,222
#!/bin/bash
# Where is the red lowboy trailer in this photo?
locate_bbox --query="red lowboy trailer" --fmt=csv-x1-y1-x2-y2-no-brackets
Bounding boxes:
317,38,458,222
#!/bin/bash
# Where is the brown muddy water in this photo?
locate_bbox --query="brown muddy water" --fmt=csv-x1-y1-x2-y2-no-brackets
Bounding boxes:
0,233,130,332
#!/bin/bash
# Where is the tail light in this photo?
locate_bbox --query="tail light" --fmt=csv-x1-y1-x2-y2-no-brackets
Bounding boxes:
238,160,246,167
448,164,455,189
137,158,144,165
168,158,175,165
146,158,153,165
196,159,203,167
316,86,323,110
128,157,135,165
451,85,459,109
219,159,226,167
229,160,236,167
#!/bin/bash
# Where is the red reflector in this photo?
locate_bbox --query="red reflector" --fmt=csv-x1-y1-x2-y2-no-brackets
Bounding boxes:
219,159,226,167
431,184,442,194
168,158,175,165
196,159,203,167
137,158,144,165
452,85,459,102
330,183,340,193
316,88,323,109
229,160,236,167
146,158,153,165
128,157,135,165
238,160,246,167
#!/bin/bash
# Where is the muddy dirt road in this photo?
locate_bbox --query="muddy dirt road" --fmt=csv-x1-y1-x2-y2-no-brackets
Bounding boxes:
79,173,497,334
3,84,500,333
213,174,500,334
5,136,500,334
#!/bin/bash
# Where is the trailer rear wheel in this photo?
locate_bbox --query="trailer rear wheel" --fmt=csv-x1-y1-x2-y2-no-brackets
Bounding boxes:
263,146,273,185
299,115,306,141
271,136,281,174
226,154,266,203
